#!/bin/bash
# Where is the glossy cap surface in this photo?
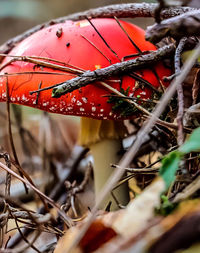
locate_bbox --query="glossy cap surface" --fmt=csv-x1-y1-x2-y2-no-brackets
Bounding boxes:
0,18,171,119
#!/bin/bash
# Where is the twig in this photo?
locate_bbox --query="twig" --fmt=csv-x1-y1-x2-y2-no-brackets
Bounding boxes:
0,55,82,74
100,81,192,133
65,42,200,253
7,146,89,249
0,4,196,58
62,162,92,214
6,79,29,194
86,17,120,61
193,69,200,104
173,174,200,203
175,37,187,146
6,79,52,212
0,161,73,227
12,215,41,253
9,210,51,223
112,164,159,174
0,152,11,196
50,44,175,97
114,16,142,54
146,10,200,43
80,34,112,64
154,0,167,24
183,102,200,127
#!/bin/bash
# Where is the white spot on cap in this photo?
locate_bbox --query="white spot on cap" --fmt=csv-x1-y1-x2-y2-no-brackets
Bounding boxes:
2,92,6,98
80,108,85,112
82,97,87,103
77,101,82,106
71,96,76,103
49,106,56,111
91,107,96,112
22,94,29,102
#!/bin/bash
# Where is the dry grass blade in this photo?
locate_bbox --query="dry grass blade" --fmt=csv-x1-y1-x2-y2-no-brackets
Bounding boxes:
0,161,73,227
99,81,191,132
6,80,29,194
0,54,83,74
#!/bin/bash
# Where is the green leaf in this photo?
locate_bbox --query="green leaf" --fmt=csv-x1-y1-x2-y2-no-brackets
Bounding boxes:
160,127,200,189
159,150,182,189
155,195,177,216
180,127,200,154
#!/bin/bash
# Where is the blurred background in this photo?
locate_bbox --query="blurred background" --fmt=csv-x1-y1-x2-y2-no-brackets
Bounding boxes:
0,0,156,44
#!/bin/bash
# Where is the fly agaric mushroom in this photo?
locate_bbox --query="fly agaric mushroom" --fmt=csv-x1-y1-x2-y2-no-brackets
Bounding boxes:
0,18,171,210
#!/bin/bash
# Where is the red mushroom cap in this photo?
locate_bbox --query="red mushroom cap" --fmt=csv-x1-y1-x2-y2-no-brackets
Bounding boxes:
0,18,171,120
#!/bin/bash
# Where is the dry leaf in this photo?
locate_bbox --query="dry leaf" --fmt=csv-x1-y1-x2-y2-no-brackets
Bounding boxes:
55,217,118,253
112,177,165,237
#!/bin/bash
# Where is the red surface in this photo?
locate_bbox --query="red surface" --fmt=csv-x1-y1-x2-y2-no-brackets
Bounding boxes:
0,18,171,119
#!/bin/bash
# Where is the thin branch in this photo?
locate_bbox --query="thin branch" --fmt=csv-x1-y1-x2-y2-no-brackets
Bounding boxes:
0,4,196,58
175,37,187,146
7,146,89,249
12,216,41,253
80,34,112,64
0,161,73,227
112,164,159,174
6,79,29,194
154,0,167,24
62,163,92,213
86,17,120,61
101,81,191,133
114,16,142,54
0,55,82,74
50,44,174,97
146,10,200,43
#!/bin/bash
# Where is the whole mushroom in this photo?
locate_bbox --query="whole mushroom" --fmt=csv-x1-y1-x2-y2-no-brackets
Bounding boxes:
0,18,171,210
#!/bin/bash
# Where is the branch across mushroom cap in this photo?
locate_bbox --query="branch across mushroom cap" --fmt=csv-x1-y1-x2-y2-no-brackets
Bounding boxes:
0,18,171,210
0,18,170,119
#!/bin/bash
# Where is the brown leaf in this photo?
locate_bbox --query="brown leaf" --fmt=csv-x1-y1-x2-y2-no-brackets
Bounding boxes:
79,220,117,252
55,216,118,253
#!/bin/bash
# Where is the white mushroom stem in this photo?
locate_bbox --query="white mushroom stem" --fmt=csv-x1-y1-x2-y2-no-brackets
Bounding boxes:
79,117,129,210
90,139,129,210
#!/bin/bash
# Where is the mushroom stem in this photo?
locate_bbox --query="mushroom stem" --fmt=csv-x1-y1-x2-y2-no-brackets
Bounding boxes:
79,117,129,210
90,139,129,210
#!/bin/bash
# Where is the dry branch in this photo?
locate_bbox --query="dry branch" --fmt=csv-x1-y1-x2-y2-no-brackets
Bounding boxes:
0,4,196,58
146,10,200,43
50,44,175,97
175,37,187,146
